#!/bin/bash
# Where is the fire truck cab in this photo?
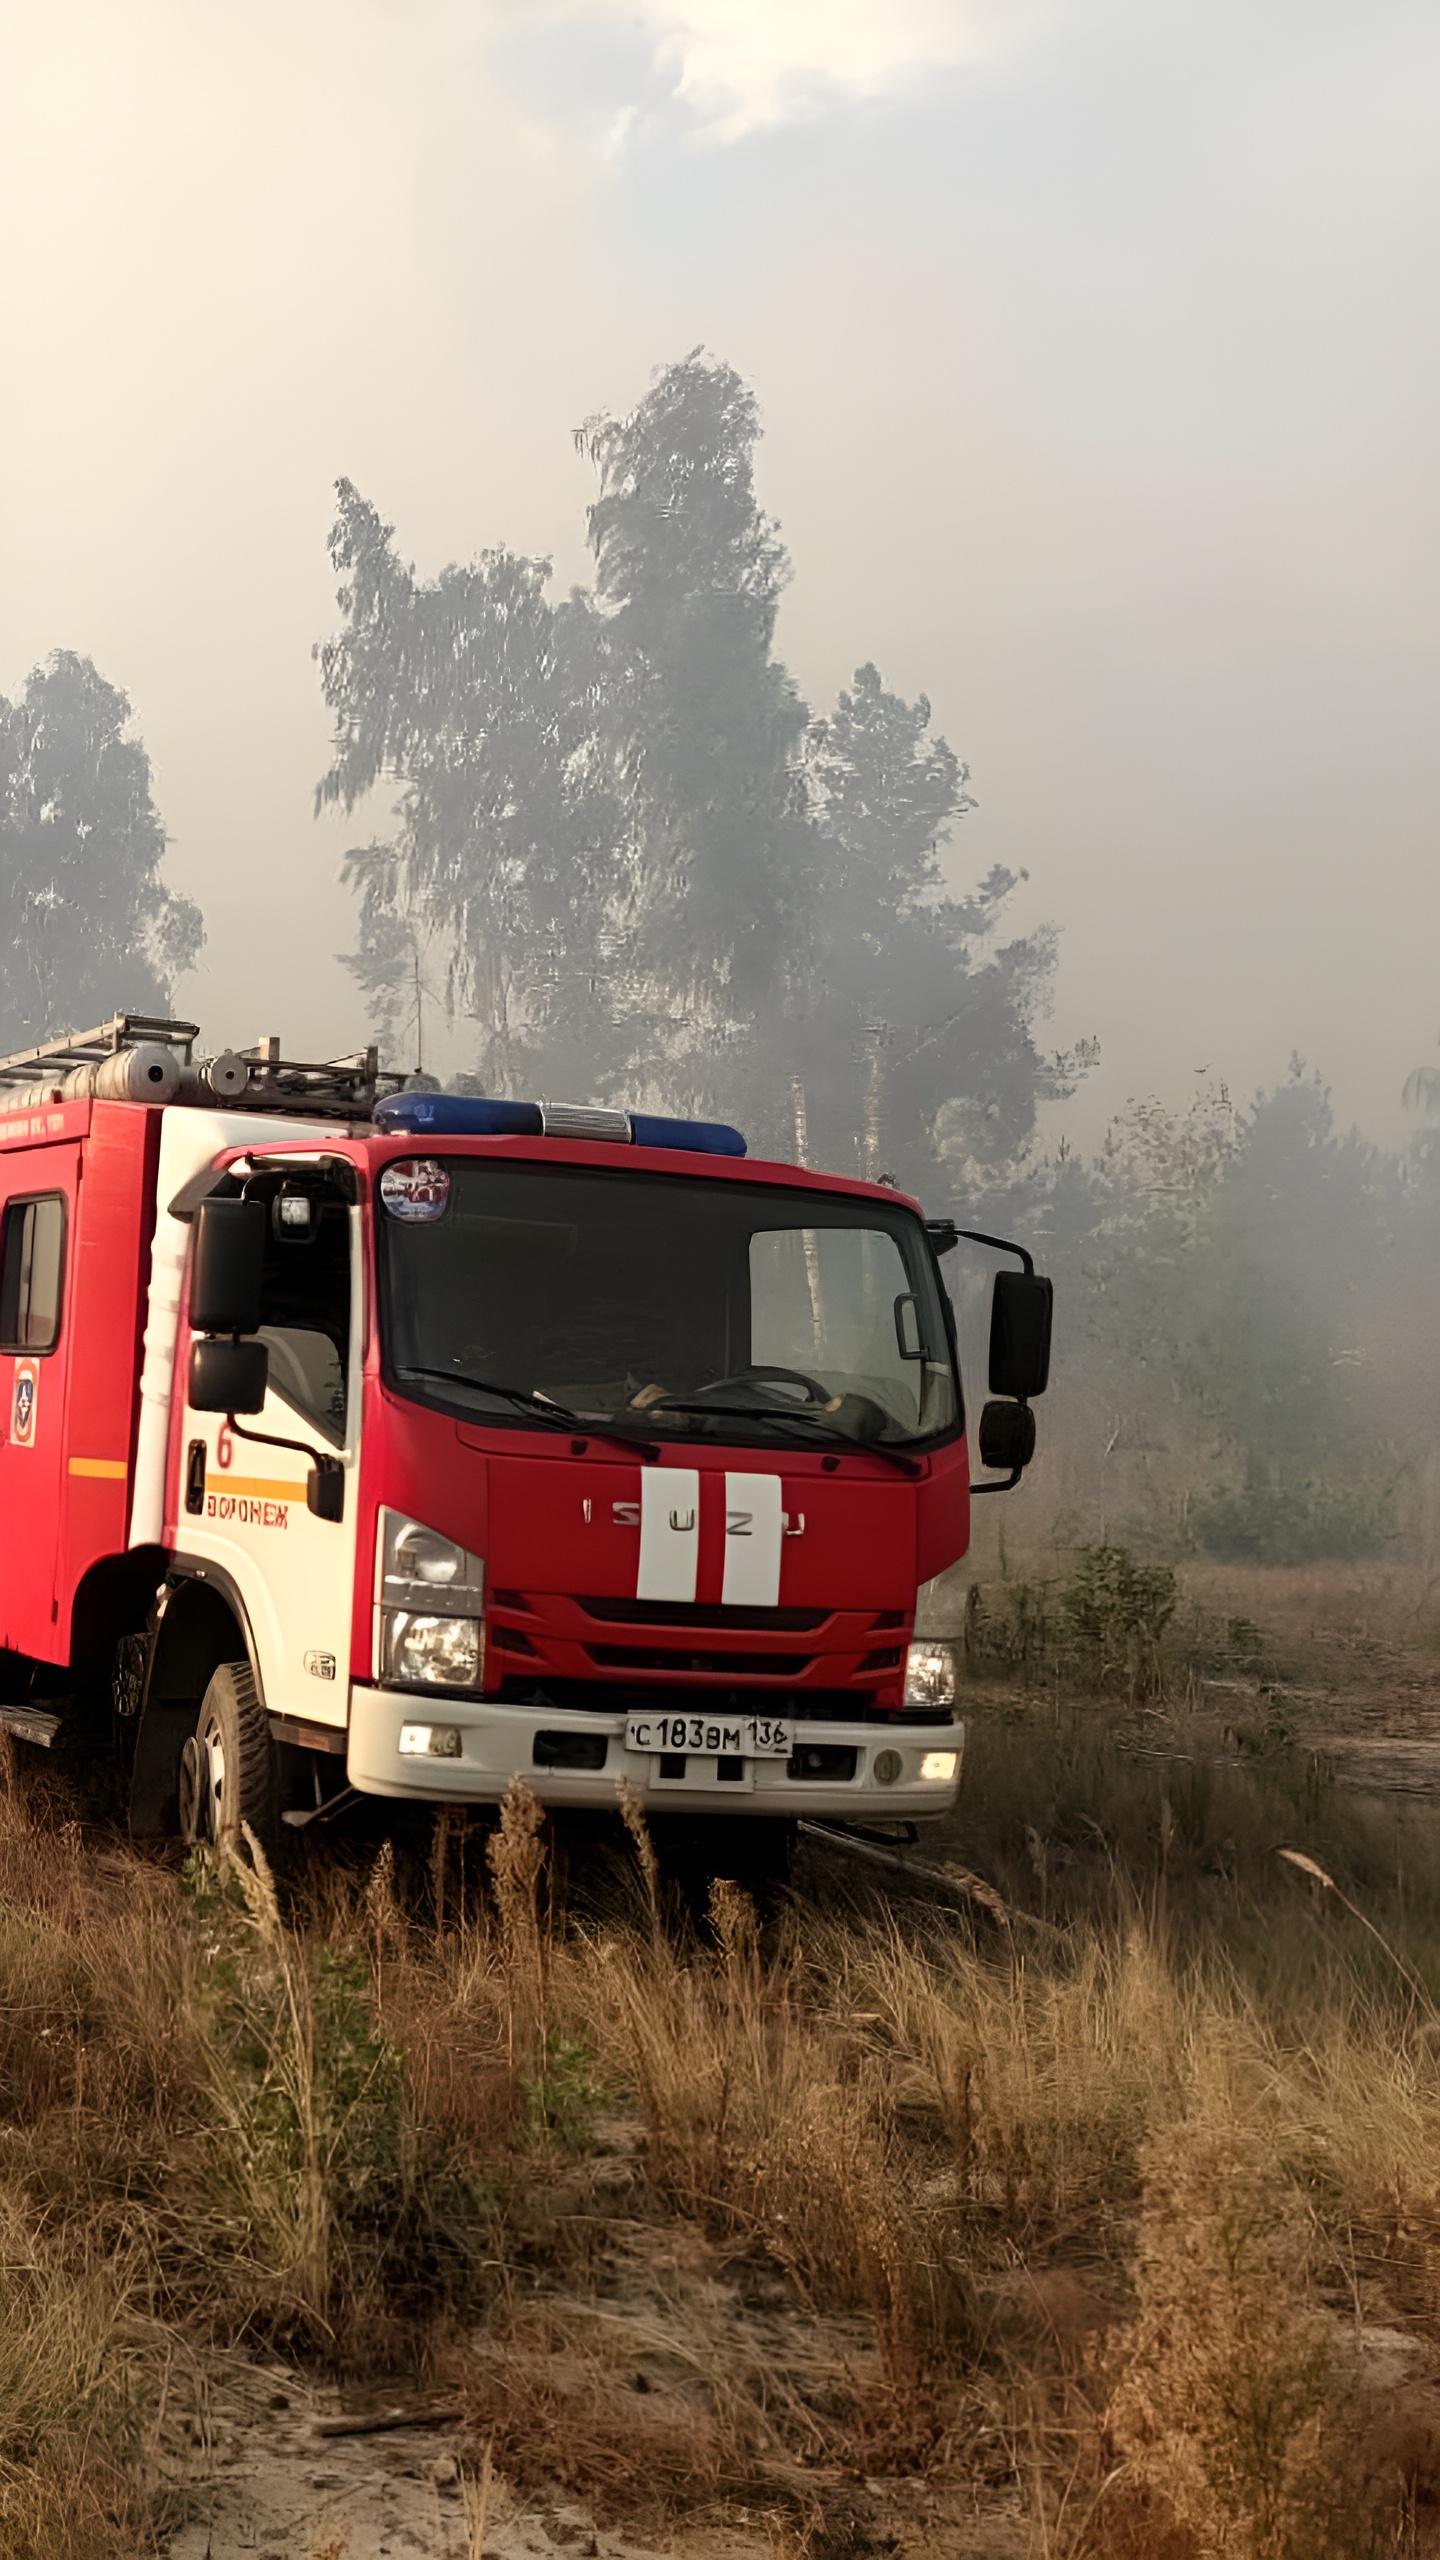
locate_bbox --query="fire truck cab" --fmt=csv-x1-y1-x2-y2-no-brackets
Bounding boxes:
0,1015,1052,1859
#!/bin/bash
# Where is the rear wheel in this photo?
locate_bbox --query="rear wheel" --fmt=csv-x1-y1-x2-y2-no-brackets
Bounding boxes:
179,1662,278,1853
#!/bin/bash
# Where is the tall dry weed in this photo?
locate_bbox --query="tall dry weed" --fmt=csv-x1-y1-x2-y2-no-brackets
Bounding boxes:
1070,2118,1378,2559
0,2195,169,2560
203,1823,338,2335
487,1779,546,1967
617,1775,662,1936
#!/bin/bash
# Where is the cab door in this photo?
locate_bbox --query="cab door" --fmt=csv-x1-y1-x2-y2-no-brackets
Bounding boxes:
178,1171,361,1728
0,1147,80,1660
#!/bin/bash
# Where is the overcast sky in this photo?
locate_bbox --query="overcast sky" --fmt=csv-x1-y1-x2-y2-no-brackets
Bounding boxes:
1,0,1435,1152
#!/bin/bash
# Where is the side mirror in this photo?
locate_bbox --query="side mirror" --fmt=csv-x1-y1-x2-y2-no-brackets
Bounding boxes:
191,1198,266,1336
977,1398,1037,1473
989,1271,1053,1401
190,1336,268,1414
893,1293,927,1360
306,1457,345,1522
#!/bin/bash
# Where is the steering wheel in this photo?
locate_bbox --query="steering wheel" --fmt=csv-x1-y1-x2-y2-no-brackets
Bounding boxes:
690,1364,835,1407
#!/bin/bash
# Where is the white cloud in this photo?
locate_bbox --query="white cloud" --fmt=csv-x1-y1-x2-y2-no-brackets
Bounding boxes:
526,0,1055,141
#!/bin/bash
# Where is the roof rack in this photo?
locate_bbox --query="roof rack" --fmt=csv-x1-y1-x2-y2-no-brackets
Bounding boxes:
230,1036,407,1122
0,1014,408,1120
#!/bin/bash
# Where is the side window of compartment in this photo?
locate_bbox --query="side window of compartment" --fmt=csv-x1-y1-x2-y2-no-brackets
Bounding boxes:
0,1195,67,1353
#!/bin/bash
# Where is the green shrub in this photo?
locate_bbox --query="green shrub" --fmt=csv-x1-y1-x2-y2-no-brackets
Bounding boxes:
963,1575,1058,1683
965,1543,1178,1699
1061,1544,1177,1697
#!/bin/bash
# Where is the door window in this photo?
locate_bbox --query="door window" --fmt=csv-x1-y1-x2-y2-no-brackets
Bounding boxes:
252,1183,352,1443
0,1196,67,1352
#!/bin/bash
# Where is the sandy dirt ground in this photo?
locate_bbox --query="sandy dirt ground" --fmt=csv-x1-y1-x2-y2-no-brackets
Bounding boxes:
161,2374,741,2560
159,2369,1026,2560
150,2312,1440,2560
156,2143,1029,2560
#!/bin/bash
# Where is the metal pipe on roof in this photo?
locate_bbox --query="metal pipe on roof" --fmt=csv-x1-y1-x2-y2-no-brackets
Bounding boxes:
0,1042,184,1112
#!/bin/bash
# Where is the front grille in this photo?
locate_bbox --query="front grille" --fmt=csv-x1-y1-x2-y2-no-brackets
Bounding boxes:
494,1675,953,1726
533,1729,609,1771
579,1597,829,1631
587,1643,813,1676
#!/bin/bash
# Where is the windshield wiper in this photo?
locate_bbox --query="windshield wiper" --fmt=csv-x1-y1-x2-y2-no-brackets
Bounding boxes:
643,1399,923,1476
397,1368,660,1461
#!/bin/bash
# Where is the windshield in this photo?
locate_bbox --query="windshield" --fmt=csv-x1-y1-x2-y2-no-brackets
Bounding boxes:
378,1157,959,1451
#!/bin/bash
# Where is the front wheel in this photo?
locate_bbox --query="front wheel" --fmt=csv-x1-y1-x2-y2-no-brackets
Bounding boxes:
179,1662,278,1853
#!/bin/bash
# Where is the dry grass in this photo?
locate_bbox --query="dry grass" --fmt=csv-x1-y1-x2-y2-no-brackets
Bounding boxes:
8,1709,1440,2555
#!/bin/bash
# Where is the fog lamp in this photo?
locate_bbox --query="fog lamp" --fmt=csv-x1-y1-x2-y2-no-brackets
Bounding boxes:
919,1750,958,1783
904,1640,958,1708
398,1723,463,1758
383,1610,482,1689
873,1748,904,1785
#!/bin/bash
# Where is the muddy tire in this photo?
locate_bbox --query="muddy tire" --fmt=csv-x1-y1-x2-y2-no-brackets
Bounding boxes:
178,1662,278,1853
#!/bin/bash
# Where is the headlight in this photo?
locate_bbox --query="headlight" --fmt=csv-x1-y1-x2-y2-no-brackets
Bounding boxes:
383,1611,482,1689
392,1522,464,1587
378,1509,486,1691
381,1509,484,1606
904,1639,957,1708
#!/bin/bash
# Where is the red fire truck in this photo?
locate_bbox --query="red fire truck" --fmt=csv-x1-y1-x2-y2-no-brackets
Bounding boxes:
0,1013,1051,1863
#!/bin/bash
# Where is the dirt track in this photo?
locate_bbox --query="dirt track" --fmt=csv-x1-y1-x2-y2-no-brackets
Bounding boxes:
1185,1557,1440,1794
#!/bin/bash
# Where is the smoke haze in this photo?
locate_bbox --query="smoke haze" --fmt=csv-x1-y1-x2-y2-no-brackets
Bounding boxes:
1,0,1436,1145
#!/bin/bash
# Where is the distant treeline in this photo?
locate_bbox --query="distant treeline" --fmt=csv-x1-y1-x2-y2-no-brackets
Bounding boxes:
970,1069,1440,1568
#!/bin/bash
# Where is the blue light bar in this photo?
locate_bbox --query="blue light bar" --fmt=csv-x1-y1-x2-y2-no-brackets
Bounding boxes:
374,1092,746,1157
629,1113,746,1157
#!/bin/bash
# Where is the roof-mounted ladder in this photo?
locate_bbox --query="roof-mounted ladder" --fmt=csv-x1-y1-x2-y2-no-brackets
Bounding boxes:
0,1013,200,1085
0,1014,406,1120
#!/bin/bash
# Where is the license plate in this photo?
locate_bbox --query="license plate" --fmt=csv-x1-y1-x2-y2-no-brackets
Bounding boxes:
625,1712,793,1759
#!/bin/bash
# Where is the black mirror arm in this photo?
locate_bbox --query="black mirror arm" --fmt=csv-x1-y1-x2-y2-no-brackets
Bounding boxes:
224,1412,327,1465
928,1222,1044,1486
223,1412,346,1509
950,1225,1036,1277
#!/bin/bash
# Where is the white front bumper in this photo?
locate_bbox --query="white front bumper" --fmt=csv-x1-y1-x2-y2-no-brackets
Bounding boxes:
346,1683,964,1822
